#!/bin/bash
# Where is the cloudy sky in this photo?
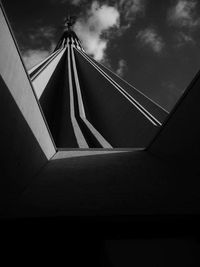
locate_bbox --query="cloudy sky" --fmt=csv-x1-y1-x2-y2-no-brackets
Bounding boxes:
3,0,200,111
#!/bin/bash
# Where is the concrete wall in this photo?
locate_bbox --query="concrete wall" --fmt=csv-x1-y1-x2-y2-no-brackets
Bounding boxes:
0,4,56,214
148,69,200,161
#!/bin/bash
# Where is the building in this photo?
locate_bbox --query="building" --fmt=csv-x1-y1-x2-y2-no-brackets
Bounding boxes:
1,2,200,265
28,16,167,149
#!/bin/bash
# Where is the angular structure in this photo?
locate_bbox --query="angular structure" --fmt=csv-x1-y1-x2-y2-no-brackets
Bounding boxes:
1,4,200,265
28,16,167,148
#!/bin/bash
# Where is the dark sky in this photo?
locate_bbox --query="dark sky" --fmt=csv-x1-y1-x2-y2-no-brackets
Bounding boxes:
3,0,200,111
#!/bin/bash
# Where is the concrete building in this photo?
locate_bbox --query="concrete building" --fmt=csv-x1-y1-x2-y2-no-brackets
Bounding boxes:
1,3,200,266
28,16,167,149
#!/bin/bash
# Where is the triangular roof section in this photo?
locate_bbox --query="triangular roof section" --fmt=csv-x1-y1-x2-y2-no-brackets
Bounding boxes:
27,19,168,148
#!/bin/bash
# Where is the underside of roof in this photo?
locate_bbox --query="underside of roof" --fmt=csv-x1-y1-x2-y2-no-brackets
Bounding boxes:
1,2,200,228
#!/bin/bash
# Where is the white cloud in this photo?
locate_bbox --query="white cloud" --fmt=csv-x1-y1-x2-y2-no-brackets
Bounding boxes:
22,49,50,69
71,0,82,5
29,26,56,41
116,59,127,77
22,26,56,70
161,81,183,109
59,0,81,6
176,31,195,46
114,0,145,35
119,0,145,18
73,1,119,61
168,0,200,28
137,28,165,53
58,0,83,4
118,0,145,26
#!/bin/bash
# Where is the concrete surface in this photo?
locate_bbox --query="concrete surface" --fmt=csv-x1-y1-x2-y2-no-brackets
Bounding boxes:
149,69,200,160
0,4,55,214
6,150,200,218
0,4,55,159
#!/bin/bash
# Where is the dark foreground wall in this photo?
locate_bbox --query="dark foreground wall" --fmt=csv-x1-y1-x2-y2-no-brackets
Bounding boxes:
149,69,200,161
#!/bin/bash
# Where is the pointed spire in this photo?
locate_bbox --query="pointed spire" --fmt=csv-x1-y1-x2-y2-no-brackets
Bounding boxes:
63,15,76,32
